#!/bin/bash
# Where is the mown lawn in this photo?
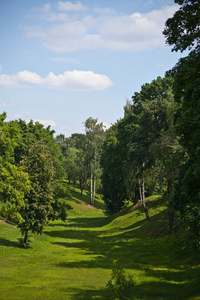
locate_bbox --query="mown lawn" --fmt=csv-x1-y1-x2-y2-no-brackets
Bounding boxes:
0,191,200,299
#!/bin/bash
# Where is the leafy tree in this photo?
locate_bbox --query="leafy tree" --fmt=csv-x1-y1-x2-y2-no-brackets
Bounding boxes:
19,141,55,247
168,48,200,245
164,0,200,246
163,0,200,52
101,122,128,213
49,181,72,222
0,163,31,222
65,147,80,186
15,119,66,180
84,118,105,206
0,113,31,222
101,76,175,217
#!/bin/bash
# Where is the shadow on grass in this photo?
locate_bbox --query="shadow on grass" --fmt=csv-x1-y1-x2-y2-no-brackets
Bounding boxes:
66,268,200,300
0,238,19,248
64,270,200,300
44,207,200,299
67,287,107,300
71,190,105,210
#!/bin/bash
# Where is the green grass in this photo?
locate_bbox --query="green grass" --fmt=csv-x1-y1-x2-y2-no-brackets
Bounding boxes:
0,191,200,299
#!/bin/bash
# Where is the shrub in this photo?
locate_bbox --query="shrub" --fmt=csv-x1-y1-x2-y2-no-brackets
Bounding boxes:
106,261,134,300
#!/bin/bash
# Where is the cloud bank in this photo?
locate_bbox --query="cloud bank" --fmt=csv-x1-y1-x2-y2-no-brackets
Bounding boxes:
0,70,113,91
24,2,178,52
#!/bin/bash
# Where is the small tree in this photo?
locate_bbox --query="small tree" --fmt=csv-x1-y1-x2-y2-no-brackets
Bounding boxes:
106,261,134,300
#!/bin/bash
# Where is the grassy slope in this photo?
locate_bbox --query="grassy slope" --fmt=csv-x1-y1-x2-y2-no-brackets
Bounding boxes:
0,189,200,300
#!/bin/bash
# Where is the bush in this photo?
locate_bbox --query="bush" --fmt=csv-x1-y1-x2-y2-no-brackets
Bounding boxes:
106,261,134,300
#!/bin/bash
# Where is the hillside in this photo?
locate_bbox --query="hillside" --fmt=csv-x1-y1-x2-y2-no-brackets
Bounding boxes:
0,189,200,300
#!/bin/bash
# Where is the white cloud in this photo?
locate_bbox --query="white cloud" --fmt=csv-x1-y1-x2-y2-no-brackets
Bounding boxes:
50,57,79,63
57,1,88,12
0,64,2,73
0,101,15,108
24,4,178,52
32,119,57,127
0,70,113,91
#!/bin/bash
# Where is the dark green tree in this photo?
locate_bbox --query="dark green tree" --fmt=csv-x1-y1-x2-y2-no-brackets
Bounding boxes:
19,141,55,247
163,0,200,52
101,122,128,213
14,119,66,180
164,0,200,247
0,113,31,222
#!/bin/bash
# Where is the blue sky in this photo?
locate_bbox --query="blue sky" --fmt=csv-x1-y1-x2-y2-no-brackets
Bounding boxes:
0,0,186,137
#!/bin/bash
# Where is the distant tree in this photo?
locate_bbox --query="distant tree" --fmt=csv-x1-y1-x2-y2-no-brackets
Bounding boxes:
15,119,66,180
65,147,80,186
55,134,68,155
84,118,105,206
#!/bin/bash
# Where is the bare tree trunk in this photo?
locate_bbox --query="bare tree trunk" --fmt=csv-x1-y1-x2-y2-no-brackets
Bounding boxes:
90,173,93,205
133,189,139,205
79,179,83,196
4,215,9,222
92,175,96,206
138,178,142,203
167,178,174,233
168,206,174,233
138,163,150,221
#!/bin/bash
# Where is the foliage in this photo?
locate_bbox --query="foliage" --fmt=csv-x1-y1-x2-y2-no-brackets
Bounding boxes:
164,1,200,246
0,162,31,222
19,141,55,247
50,181,72,221
84,117,106,205
15,119,66,180
106,261,134,300
163,0,200,52
101,76,176,215
0,113,31,221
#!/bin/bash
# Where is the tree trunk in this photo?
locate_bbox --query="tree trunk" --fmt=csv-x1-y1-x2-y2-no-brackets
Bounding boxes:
168,206,174,234
23,230,29,248
4,215,9,222
90,173,93,205
138,163,150,221
142,201,150,222
167,178,174,233
133,189,139,205
92,175,96,206
138,178,142,203
80,179,82,195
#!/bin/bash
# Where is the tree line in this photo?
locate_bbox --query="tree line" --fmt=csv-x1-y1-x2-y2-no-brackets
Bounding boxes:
0,115,106,247
100,0,200,248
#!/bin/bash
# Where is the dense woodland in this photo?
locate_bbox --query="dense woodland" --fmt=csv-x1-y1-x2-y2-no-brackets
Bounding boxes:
0,0,200,251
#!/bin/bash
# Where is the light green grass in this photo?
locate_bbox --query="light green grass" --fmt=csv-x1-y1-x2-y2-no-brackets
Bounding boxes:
0,191,200,299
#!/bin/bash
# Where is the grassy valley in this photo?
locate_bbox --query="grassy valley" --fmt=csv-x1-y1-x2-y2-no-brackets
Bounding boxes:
0,189,200,299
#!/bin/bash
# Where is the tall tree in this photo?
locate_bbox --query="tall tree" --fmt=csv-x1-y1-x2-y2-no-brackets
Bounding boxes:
84,118,105,206
19,141,55,247
163,0,200,247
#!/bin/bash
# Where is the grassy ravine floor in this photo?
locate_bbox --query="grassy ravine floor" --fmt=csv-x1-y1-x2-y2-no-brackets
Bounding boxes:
0,190,200,300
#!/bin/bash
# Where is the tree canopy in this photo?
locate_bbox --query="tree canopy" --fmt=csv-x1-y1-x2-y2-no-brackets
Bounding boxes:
163,0,200,52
